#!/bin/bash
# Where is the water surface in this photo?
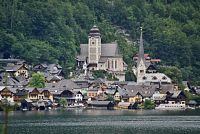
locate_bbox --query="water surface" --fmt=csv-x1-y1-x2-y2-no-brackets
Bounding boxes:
1,109,200,134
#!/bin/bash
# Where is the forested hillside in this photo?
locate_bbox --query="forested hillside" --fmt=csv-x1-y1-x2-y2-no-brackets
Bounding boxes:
0,0,200,85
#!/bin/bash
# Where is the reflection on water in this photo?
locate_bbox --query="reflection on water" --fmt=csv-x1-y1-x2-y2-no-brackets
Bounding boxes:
1,109,200,134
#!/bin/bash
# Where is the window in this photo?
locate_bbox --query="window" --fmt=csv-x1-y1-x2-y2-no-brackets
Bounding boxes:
112,60,114,68
162,76,167,80
140,70,144,73
115,60,117,69
143,76,147,80
108,61,110,69
152,76,157,80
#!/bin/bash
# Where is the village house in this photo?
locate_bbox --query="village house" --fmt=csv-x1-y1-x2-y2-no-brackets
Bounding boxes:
53,89,83,105
127,91,143,103
28,88,53,102
152,87,168,106
87,88,98,98
0,86,14,103
13,88,29,102
76,25,127,81
3,64,29,78
166,90,186,105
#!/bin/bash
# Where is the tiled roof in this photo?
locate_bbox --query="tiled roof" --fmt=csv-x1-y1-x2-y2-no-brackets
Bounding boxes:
77,43,122,61
45,79,81,91
138,73,172,84
124,84,175,98
87,101,113,105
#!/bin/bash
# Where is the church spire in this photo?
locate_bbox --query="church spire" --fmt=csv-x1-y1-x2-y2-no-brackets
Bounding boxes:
136,27,146,83
137,27,145,67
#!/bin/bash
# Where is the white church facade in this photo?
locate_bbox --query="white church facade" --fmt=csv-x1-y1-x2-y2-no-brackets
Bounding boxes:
134,27,172,85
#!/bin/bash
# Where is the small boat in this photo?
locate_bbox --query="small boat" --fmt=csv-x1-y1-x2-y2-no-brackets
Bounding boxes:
21,107,28,112
155,103,186,110
68,103,85,108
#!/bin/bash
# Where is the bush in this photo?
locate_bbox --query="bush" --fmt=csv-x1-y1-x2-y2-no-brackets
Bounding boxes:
140,99,155,109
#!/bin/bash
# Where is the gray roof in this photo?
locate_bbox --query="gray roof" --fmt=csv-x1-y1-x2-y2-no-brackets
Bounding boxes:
87,101,113,105
46,75,62,82
170,91,182,98
77,43,122,61
0,76,28,87
4,64,27,72
105,88,116,95
98,57,108,63
45,79,81,92
124,84,175,98
137,73,172,84
46,64,62,74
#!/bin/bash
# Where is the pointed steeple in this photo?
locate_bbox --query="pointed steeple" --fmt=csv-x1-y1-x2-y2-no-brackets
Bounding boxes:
137,27,145,67
136,27,146,83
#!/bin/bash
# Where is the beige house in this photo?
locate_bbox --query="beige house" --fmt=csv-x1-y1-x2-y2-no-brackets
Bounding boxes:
28,88,53,102
4,64,29,78
0,86,14,103
76,25,127,81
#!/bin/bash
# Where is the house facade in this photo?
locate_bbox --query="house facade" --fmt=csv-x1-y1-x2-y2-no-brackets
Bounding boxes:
0,86,14,102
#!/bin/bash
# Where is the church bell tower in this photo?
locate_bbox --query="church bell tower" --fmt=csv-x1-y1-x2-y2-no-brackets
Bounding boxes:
88,25,101,64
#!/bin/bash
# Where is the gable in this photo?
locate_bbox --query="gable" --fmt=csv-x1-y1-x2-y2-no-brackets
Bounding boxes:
30,88,40,95
60,90,74,97
0,87,13,96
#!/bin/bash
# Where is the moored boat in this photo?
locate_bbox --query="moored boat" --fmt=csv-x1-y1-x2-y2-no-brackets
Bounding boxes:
155,103,186,110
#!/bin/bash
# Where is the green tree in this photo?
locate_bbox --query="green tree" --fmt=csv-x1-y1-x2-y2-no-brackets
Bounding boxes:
29,73,45,88
106,94,114,101
59,97,67,108
159,66,182,84
125,70,136,81
141,99,155,110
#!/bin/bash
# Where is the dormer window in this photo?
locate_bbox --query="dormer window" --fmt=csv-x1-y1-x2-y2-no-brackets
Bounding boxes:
152,76,157,80
142,76,147,80
162,76,167,80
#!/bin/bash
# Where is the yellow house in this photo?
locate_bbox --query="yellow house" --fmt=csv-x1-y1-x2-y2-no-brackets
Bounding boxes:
87,88,98,98
128,92,143,103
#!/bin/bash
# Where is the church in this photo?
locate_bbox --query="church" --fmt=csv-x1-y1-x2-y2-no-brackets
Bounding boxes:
76,25,127,81
134,27,172,85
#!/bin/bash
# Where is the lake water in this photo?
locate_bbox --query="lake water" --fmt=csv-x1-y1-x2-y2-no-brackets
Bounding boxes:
1,109,200,134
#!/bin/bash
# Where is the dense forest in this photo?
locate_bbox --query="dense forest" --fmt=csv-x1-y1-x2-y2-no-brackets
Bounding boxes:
0,0,200,85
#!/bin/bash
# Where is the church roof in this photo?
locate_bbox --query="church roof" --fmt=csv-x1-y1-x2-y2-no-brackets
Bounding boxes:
98,57,108,63
138,73,172,84
77,43,122,61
